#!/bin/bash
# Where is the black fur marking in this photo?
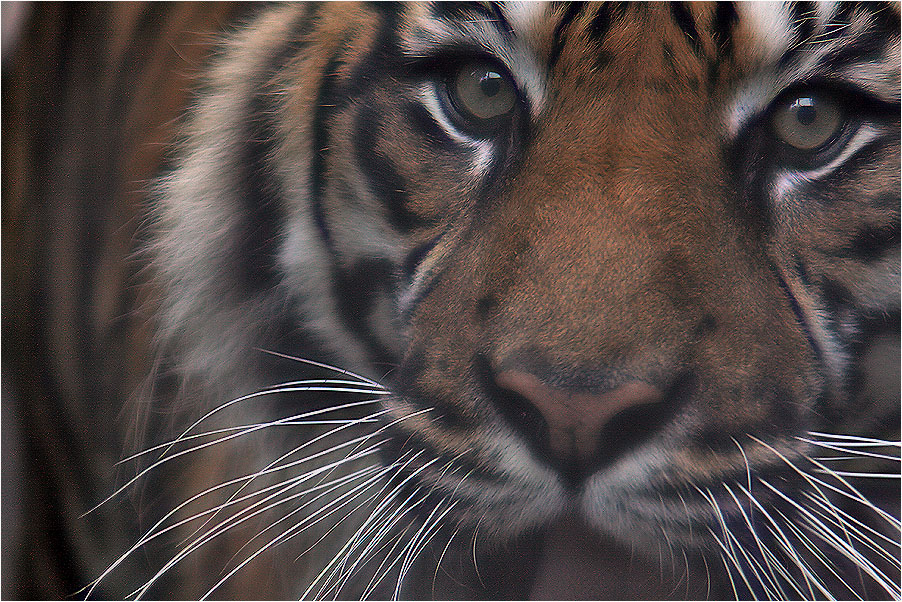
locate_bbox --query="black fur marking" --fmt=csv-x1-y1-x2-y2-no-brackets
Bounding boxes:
827,224,901,262
548,3,585,73
237,10,318,292
347,7,402,99
820,277,855,314
401,234,443,283
779,1,817,68
404,101,458,148
334,258,397,366
792,1,818,45
774,267,826,366
475,294,498,321
489,1,516,39
353,107,420,234
819,24,899,73
692,313,719,339
587,2,627,47
669,2,704,58
432,2,492,23
712,2,738,56
310,52,345,256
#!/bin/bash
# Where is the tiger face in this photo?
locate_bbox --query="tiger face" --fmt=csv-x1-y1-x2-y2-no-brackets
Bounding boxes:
128,2,900,599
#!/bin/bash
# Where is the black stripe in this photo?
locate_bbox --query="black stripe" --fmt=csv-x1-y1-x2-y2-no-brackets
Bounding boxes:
820,277,854,316
587,2,627,45
779,1,817,68
819,28,899,73
354,106,420,233
669,2,703,57
237,10,318,291
431,2,490,22
775,268,825,366
312,4,405,252
347,6,402,98
334,258,397,365
547,3,585,72
401,233,445,283
712,2,738,56
791,1,818,46
489,1,516,39
588,2,627,69
404,101,458,148
310,50,345,256
826,224,901,262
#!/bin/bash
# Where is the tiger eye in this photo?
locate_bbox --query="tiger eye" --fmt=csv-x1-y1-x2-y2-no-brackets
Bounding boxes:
451,61,517,122
771,93,843,151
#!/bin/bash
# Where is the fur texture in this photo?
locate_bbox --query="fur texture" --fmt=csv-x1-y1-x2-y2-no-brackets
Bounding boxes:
3,2,899,600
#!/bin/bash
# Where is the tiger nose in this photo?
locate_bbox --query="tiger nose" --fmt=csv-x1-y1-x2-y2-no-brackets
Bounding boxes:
494,370,665,477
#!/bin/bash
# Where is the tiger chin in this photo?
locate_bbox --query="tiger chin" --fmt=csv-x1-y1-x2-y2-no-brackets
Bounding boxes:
93,2,899,600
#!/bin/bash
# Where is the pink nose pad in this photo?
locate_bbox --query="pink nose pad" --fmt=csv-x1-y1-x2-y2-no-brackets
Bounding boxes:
494,370,664,464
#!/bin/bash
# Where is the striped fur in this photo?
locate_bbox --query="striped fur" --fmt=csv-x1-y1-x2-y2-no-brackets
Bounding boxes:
4,2,899,599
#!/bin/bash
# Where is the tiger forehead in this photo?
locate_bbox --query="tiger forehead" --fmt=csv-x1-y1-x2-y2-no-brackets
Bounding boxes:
392,3,769,101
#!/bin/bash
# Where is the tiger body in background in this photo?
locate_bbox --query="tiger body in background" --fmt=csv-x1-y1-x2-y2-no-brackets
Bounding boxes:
3,2,900,599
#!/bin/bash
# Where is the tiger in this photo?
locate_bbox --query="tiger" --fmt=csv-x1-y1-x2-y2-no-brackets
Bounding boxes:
2,1,900,600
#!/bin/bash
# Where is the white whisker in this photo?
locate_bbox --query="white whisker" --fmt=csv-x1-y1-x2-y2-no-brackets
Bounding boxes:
305,452,440,599
736,481,831,600
86,425,385,600
133,454,385,599
311,453,424,598
799,437,902,462
722,483,793,598
199,464,395,600
87,397,386,517
695,486,759,599
807,432,902,447
254,348,384,388
758,479,898,597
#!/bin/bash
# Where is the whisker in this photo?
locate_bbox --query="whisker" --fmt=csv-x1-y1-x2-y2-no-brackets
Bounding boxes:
132,455,385,599
802,492,901,569
758,490,862,601
199,463,396,600
749,436,899,527
88,444,379,599
722,483,792,598
87,398,386,516
432,523,461,598
695,486,759,599
736,481,830,600
305,453,440,599
254,348,384,388
801,491,901,553
186,408,395,547
395,498,460,600
191,407,437,599
304,453,424,598
758,479,898,596
807,432,902,447
799,437,902,463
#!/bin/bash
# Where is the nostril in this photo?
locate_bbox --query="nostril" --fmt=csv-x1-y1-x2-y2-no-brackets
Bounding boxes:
495,371,665,467
477,357,692,484
490,378,549,448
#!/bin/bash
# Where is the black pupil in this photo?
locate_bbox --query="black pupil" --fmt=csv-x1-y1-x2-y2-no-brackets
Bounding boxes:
479,71,502,97
796,101,817,126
